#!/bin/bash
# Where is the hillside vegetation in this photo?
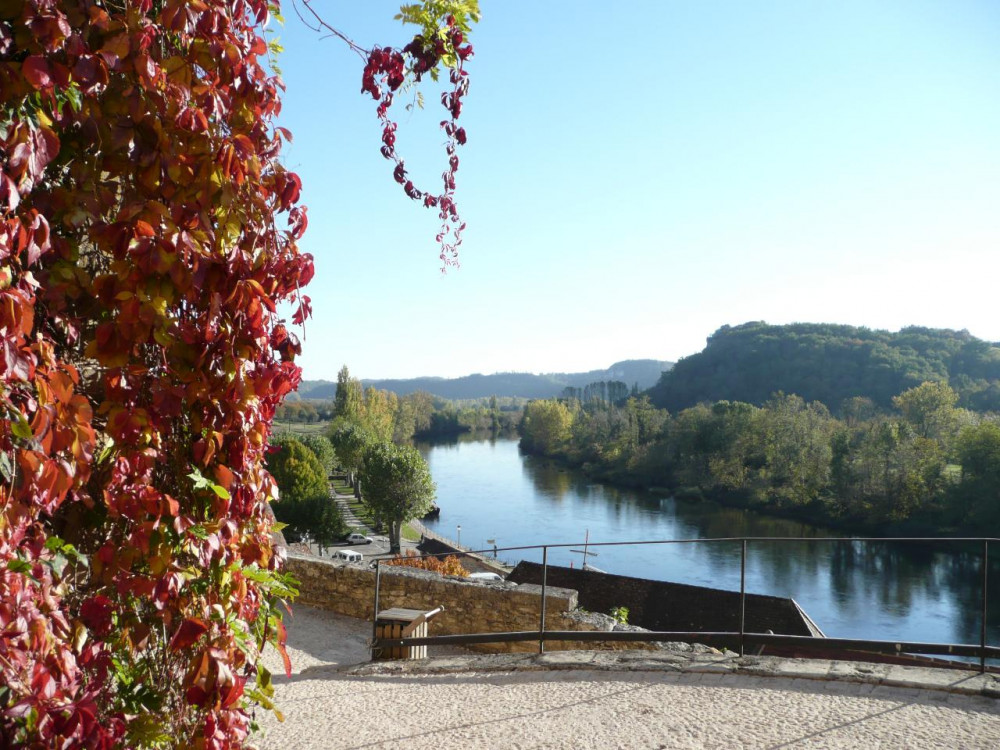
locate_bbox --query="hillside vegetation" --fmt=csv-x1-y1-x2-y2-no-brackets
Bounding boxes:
649,323,1000,413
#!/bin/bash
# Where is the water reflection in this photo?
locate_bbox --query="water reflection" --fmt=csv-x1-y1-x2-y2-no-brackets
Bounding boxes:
521,456,574,501
419,438,999,652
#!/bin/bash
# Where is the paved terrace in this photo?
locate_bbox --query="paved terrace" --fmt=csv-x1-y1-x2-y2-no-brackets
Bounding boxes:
254,605,1000,749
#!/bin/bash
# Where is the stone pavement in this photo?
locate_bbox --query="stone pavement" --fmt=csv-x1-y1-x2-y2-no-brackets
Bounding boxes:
253,606,1000,750
347,647,1000,700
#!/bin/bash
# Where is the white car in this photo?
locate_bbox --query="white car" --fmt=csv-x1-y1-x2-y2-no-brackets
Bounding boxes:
346,532,373,545
334,549,363,563
468,572,503,581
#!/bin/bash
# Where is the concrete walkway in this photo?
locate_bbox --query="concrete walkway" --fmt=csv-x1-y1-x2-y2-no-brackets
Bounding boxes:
254,606,1000,750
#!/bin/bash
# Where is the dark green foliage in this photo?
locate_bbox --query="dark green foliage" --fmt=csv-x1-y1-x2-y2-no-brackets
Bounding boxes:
518,381,1000,535
358,442,436,553
267,436,345,544
268,436,329,505
300,433,337,475
273,494,347,547
327,420,374,477
410,399,520,438
952,422,1000,528
648,323,1000,413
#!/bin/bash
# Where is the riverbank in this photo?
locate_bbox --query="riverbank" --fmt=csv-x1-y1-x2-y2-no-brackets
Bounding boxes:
525,447,975,539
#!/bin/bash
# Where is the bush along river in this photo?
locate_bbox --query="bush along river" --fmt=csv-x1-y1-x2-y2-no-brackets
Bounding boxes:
417,436,999,659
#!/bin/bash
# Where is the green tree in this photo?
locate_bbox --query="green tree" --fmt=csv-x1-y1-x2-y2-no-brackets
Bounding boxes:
893,381,960,443
334,364,365,423
757,394,835,508
268,436,329,506
363,386,398,442
300,433,338,475
832,416,947,522
267,436,344,546
359,442,436,553
953,422,1000,530
328,420,374,488
519,399,575,456
394,390,436,440
839,396,878,427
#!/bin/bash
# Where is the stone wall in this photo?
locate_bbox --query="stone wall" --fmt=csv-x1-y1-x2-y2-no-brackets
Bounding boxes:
507,562,817,637
286,553,643,653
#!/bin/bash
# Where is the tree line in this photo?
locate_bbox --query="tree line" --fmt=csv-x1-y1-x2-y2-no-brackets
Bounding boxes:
520,381,1000,534
276,384,521,438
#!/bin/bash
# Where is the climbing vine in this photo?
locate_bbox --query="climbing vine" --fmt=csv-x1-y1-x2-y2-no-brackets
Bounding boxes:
0,1,476,747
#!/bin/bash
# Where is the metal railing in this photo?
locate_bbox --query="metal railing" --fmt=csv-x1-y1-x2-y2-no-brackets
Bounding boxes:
372,537,999,673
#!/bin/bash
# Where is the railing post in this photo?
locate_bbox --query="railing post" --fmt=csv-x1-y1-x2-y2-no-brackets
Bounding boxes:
372,559,382,661
982,540,989,674
540,546,548,654
740,539,747,657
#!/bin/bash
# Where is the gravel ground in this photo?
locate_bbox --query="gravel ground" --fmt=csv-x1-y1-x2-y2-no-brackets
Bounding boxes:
252,606,1000,750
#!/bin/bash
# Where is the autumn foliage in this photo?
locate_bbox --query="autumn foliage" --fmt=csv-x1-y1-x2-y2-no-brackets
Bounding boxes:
1,0,479,745
0,0,308,746
382,549,470,577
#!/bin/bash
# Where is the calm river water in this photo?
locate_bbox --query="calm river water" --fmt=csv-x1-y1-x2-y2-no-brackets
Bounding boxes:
418,437,999,654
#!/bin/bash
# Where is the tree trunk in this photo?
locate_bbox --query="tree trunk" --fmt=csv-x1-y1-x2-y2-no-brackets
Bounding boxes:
390,519,401,555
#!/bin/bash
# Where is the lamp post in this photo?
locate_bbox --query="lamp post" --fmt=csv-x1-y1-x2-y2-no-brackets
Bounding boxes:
457,525,461,548
487,538,497,559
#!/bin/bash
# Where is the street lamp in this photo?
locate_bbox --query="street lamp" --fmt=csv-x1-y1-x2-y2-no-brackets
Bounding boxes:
456,525,461,548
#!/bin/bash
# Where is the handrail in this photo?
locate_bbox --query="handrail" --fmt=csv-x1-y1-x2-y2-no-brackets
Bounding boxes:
372,536,997,672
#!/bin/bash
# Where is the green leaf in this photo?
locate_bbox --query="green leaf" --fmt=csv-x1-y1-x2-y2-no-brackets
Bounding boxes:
11,416,32,440
43,536,66,551
256,664,274,697
7,559,32,574
189,467,230,498
96,437,114,465
188,468,209,489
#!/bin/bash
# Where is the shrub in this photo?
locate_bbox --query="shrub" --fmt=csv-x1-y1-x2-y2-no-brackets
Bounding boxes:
383,549,470,576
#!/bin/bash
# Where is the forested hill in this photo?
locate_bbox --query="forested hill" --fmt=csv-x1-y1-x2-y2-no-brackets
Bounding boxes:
298,360,672,400
648,323,1000,413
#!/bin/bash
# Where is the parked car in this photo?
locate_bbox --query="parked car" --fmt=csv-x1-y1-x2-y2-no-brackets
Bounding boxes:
334,549,363,563
468,572,503,581
345,532,373,545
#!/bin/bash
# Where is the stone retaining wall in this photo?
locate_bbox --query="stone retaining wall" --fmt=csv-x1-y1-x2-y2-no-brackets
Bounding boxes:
508,561,815,636
286,552,645,653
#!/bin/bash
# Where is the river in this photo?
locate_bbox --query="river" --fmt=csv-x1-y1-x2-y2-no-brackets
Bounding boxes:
417,436,999,656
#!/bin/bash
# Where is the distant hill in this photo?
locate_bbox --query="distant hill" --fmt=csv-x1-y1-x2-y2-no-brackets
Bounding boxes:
647,322,1000,413
297,360,672,401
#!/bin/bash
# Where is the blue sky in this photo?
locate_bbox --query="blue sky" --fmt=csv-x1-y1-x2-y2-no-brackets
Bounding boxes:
274,1,1000,381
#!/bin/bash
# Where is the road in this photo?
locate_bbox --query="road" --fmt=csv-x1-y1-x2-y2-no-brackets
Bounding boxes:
300,485,420,563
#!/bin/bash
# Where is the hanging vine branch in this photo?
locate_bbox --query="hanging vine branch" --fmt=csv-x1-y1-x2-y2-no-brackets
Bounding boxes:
301,0,479,268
